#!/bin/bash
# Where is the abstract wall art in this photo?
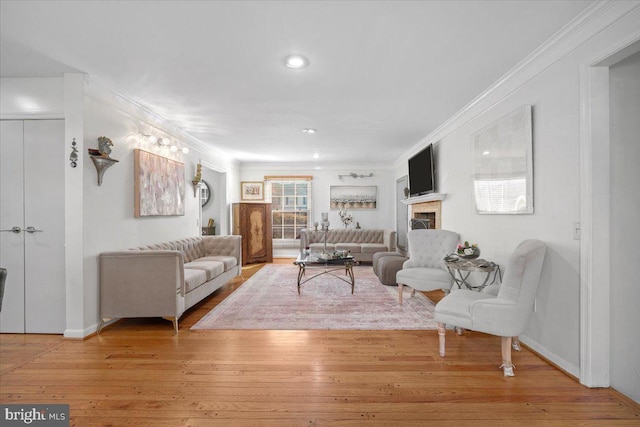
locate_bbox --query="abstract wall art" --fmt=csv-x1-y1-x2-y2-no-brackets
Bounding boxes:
134,149,185,217
330,185,377,209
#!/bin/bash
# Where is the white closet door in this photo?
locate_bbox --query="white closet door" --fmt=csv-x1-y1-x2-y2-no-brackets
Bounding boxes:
0,120,26,332
0,119,65,333
23,120,66,333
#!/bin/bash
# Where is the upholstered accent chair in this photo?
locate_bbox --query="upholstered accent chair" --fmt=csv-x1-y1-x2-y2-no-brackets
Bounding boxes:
434,239,547,376
396,229,460,304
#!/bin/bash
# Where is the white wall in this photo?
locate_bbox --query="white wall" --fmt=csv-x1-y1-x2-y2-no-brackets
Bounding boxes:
240,164,395,256
0,77,64,118
609,51,640,402
1,75,240,336
79,87,239,333
393,3,640,377
240,165,395,229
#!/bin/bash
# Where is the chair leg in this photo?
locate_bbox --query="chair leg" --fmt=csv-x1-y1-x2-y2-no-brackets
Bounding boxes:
512,336,521,351
398,283,403,304
97,318,110,334
164,316,179,335
501,336,515,377
437,323,446,357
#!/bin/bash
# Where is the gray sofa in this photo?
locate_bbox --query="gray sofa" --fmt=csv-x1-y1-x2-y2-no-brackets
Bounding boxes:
299,229,396,263
99,235,242,333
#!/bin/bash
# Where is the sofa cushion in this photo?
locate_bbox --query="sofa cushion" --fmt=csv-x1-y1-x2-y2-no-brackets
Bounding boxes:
197,255,238,272
335,243,361,253
360,243,388,254
184,268,208,293
396,267,451,290
184,260,225,281
137,237,205,263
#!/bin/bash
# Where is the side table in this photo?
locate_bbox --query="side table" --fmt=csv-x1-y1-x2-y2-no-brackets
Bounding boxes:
445,258,501,291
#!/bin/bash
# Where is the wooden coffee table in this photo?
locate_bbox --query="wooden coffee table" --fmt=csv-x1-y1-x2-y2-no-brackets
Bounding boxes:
294,252,357,294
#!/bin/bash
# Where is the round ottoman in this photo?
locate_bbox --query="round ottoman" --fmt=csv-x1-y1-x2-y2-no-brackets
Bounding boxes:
373,252,408,286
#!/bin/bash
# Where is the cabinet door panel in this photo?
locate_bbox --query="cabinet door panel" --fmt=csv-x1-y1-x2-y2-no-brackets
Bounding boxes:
247,205,267,259
0,121,26,333
23,120,65,333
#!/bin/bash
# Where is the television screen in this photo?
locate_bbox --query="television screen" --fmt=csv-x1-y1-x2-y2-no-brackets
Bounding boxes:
408,144,435,197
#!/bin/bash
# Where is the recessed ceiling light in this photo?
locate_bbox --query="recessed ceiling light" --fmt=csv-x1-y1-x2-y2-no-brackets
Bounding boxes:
482,150,491,155
285,54,309,69
302,128,316,134
313,153,319,159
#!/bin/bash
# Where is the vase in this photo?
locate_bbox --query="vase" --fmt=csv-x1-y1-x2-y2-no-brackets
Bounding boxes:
459,248,480,259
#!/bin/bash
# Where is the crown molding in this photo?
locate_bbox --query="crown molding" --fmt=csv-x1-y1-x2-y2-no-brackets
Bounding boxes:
239,161,395,171
395,0,640,169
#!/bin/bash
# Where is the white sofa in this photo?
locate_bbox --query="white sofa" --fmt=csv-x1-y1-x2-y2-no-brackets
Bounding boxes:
99,235,241,333
299,229,396,263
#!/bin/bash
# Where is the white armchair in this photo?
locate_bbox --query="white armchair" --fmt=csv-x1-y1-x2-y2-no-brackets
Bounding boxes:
396,229,460,304
434,239,546,376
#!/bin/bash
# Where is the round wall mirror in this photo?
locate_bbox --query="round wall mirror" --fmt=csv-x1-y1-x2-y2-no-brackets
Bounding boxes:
200,180,211,207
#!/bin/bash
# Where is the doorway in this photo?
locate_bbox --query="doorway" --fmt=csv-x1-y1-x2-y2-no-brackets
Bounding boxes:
608,50,640,402
580,38,640,402
199,165,227,236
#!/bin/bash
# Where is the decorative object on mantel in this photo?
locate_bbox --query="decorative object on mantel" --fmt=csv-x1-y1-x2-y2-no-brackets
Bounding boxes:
69,138,78,168
338,208,353,229
330,185,377,209
338,172,373,180
192,162,202,197
89,136,119,186
456,241,480,259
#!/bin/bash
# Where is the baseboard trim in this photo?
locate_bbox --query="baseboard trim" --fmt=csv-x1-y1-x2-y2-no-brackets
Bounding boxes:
63,321,106,339
519,334,580,380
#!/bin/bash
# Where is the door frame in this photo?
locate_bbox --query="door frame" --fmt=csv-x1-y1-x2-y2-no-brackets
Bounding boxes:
579,31,640,387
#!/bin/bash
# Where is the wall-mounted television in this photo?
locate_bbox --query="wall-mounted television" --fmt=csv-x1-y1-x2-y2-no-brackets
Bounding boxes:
408,143,435,197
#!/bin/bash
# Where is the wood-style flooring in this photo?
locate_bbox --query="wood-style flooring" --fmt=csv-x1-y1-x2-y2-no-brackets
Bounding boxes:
1,260,638,426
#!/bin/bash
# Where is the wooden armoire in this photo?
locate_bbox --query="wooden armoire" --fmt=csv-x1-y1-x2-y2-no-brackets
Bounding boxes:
232,203,273,265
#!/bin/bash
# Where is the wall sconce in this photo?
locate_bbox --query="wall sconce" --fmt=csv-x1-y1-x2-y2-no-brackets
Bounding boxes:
192,163,202,197
338,172,374,180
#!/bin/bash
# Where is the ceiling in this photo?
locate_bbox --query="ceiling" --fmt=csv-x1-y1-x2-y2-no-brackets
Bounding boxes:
0,1,593,166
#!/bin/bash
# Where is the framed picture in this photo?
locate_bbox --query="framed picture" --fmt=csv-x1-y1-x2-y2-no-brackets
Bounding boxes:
471,104,533,214
241,181,264,201
134,149,185,217
330,185,377,209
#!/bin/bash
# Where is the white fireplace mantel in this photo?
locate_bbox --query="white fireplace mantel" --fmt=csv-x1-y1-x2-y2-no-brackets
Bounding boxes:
402,193,447,205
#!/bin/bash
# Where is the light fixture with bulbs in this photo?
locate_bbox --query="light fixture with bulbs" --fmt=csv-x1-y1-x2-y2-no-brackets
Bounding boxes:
285,54,309,69
140,134,190,154
302,128,316,134
338,172,374,180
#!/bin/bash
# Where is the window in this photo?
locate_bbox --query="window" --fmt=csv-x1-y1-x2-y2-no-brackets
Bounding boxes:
266,177,312,240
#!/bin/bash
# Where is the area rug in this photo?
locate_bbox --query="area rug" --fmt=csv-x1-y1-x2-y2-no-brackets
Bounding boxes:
191,264,437,330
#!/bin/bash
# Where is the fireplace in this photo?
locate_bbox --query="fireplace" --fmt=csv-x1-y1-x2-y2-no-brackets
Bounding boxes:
411,215,433,229
410,201,441,229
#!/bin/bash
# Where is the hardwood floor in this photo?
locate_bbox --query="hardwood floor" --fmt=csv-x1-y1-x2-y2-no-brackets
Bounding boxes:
1,260,638,426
